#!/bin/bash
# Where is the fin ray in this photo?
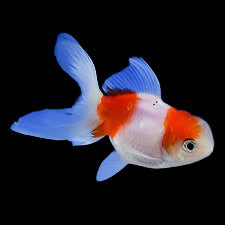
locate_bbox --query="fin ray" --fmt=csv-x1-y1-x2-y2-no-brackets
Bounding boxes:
103,57,161,97
96,151,128,181
11,33,103,145
11,108,79,140
11,105,101,142
54,33,101,100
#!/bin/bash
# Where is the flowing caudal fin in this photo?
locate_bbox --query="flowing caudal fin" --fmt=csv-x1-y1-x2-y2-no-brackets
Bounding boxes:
11,33,103,145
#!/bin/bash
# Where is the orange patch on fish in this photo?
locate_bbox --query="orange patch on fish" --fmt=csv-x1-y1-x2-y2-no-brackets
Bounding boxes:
162,106,202,155
93,92,140,138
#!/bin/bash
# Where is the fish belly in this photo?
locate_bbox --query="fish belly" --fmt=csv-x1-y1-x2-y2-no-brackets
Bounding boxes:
111,94,170,168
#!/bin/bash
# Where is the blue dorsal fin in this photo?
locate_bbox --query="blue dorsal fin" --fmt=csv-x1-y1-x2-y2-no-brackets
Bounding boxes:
102,57,161,97
96,151,128,181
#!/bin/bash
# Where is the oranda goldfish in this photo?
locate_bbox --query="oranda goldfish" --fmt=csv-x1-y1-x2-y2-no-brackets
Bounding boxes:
11,33,214,181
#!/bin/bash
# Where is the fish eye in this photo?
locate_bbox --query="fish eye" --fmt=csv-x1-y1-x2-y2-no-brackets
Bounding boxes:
182,139,197,152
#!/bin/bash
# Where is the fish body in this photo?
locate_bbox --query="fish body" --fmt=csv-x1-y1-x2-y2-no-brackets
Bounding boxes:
95,93,168,168
11,33,214,181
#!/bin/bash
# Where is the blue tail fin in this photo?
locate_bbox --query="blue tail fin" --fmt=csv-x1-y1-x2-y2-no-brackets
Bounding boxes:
11,33,103,145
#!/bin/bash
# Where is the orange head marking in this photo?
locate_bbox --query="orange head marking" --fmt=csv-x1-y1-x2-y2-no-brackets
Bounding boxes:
162,107,202,156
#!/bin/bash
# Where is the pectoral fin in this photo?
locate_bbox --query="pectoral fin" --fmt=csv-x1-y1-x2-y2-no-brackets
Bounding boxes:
96,151,128,181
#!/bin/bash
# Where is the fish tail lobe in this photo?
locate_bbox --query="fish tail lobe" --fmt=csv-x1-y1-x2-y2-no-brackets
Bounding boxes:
11,33,104,146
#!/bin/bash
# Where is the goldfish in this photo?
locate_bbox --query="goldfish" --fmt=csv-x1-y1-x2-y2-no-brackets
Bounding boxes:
11,33,214,181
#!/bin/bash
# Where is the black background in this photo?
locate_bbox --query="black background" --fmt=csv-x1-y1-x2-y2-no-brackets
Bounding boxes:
4,3,223,223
